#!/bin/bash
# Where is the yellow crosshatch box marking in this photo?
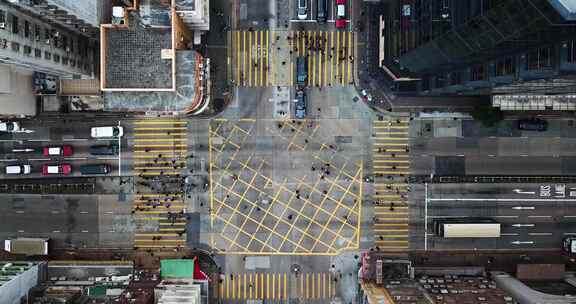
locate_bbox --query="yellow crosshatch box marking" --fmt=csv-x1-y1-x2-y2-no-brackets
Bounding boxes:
209,119,362,255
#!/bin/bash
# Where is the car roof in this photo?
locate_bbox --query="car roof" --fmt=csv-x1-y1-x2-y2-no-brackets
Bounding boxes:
46,166,59,173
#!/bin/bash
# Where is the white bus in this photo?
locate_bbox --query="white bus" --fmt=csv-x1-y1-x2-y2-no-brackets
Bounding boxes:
433,218,501,238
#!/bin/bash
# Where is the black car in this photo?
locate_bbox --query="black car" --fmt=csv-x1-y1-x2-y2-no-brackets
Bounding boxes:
295,90,307,119
89,144,119,155
517,118,548,131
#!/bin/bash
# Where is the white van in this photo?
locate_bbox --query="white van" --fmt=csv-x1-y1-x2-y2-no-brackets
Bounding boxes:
298,0,308,20
6,164,31,175
91,126,124,138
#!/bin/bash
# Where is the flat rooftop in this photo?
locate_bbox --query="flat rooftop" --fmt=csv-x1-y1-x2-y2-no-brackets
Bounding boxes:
103,13,173,89
550,0,576,20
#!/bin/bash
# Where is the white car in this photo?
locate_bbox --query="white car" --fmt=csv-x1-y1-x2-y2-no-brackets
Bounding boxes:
91,126,124,138
5,164,31,175
0,121,20,132
297,0,308,20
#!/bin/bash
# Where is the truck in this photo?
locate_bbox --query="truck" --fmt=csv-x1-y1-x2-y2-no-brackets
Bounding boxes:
4,238,49,255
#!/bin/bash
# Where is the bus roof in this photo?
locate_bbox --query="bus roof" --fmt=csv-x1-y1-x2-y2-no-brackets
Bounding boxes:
443,223,501,238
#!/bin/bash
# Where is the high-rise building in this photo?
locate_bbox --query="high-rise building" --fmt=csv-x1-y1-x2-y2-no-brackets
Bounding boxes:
0,1,99,116
381,0,576,107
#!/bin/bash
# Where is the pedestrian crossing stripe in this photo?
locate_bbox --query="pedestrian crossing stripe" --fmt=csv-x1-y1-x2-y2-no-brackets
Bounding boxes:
218,272,334,300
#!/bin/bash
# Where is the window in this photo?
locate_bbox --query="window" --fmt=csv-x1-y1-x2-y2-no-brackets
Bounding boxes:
23,45,31,56
53,54,60,63
11,42,19,52
62,57,68,65
526,47,552,70
470,65,485,81
34,24,41,41
11,15,18,34
34,48,41,58
44,51,51,60
495,57,515,76
0,9,6,24
24,20,30,38
567,41,576,63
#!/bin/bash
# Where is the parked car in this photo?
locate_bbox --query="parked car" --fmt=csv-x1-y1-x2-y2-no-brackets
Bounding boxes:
91,126,124,138
89,144,118,156
5,164,31,175
79,164,111,175
317,0,327,22
295,90,307,119
517,118,548,131
298,0,308,20
43,145,73,157
0,121,20,132
335,0,346,28
42,164,72,175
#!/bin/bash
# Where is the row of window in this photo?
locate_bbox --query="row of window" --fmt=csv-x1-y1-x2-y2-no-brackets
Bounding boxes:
0,8,90,57
9,41,86,70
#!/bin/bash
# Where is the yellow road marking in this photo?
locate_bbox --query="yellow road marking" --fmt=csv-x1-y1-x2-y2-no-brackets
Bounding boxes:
133,121,186,125
133,127,187,131
248,30,252,87
236,31,240,84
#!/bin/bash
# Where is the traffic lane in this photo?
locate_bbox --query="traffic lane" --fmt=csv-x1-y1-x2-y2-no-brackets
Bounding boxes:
413,137,576,157
0,158,120,178
2,119,126,142
0,194,99,247
466,156,563,175
426,200,573,219
427,183,576,200
5,138,120,159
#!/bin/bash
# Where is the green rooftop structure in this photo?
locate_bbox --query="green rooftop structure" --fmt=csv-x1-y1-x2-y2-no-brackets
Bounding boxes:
160,259,195,279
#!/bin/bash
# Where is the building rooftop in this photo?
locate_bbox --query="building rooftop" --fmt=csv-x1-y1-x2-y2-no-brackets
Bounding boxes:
550,0,576,20
104,50,201,112
103,13,173,90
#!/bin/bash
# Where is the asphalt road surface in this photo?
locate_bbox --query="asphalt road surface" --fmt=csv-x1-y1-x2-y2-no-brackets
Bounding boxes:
410,118,576,176
0,193,133,249
410,183,576,251
0,118,126,178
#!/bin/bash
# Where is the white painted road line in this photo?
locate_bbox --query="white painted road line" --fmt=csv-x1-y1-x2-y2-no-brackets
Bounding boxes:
65,157,88,160
528,215,552,218
28,158,50,161
501,233,519,236
97,157,119,160
565,216,576,218
529,232,552,236
15,211,24,214
27,139,51,142
79,211,88,214
81,230,89,233
493,215,519,218
429,198,576,202
564,232,576,235
17,230,24,233
52,230,60,233
62,138,88,141
0,159,17,162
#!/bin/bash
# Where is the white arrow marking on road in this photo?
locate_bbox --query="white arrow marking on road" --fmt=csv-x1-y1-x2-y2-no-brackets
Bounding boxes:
511,241,534,245
512,206,535,210
512,224,535,228
513,189,536,195
12,148,34,152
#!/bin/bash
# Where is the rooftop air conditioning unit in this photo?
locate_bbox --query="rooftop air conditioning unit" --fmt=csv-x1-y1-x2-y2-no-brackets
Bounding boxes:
0,23,5,29
66,47,70,52
45,39,51,45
